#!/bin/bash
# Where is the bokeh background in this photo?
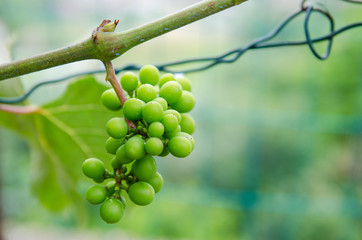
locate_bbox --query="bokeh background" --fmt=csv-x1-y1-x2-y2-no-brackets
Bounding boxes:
1,0,362,239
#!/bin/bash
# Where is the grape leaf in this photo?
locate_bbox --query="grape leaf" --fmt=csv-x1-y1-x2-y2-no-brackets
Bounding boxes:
0,77,37,138
0,76,120,212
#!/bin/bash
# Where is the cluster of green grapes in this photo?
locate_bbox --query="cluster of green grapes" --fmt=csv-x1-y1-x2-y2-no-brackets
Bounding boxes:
81,65,195,223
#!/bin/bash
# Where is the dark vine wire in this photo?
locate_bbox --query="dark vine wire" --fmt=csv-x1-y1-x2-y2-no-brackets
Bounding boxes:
303,6,334,60
341,0,362,3
0,1,361,104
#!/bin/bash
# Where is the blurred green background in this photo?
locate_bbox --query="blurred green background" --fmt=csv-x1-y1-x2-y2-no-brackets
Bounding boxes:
1,0,362,239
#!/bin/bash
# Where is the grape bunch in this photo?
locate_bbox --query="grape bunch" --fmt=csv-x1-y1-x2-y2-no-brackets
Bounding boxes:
81,65,195,223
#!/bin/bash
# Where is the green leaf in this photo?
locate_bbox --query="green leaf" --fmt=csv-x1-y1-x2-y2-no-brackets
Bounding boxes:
0,76,24,98
0,76,121,213
0,77,35,138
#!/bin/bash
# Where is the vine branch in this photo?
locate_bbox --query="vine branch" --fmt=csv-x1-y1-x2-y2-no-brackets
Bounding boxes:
0,0,246,81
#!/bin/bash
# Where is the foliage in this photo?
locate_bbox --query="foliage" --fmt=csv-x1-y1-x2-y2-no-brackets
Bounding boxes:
0,77,117,211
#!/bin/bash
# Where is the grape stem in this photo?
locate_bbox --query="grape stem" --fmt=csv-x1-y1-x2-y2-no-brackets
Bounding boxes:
104,169,115,178
119,184,129,192
104,61,136,129
141,119,149,128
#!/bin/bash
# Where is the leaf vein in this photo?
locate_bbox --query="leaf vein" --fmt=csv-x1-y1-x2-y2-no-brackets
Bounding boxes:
39,108,94,157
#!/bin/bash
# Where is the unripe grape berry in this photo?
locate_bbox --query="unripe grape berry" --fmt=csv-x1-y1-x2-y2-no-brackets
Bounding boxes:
164,109,182,124
106,117,128,139
105,137,124,154
142,101,164,124
148,122,164,138
159,146,169,157
93,176,105,183
116,144,134,164
176,76,192,91
176,132,195,151
101,88,122,111
82,158,105,179
159,81,182,105
139,65,159,86
163,125,181,139
128,182,155,206
125,135,145,160
86,185,108,205
100,198,124,223
123,98,145,121
171,91,195,113
168,136,192,158
119,196,126,209
132,155,157,181
121,71,139,92
111,156,123,170
153,97,168,111
159,73,175,88
136,84,157,103
105,179,116,191
145,137,164,156
146,172,164,193
180,113,196,135
161,114,178,133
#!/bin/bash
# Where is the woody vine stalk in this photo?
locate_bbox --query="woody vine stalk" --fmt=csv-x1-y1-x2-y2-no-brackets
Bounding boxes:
0,0,247,81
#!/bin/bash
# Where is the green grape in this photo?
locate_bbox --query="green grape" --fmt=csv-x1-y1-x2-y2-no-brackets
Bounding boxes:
142,101,164,124
139,65,159,86
125,135,145,160
158,146,169,157
93,176,105,183
126,175,136,186
146,172,163,193
145,137,164,156
159,81,182,105
116,144,134,164
175,132,195,151
171,91,195,113
163,125,181,139
132,155,157,181
180,113,195,134
105,180,116,196
148,122,164,138
105,179,116,190
101,88,122,111
153,97,168,111
100,198,124,223
123,98,145,121
161,114,178,133
86,184,108,205
121,71,139,91
128,182,155,206
168,136,192,158
106,117,128,139
82,158,105,179
164,109,182,124
159,73,175,88
111,156,122,170
176,76,192,91
119,196,127,209
136,84,157,103
105,137,124,154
